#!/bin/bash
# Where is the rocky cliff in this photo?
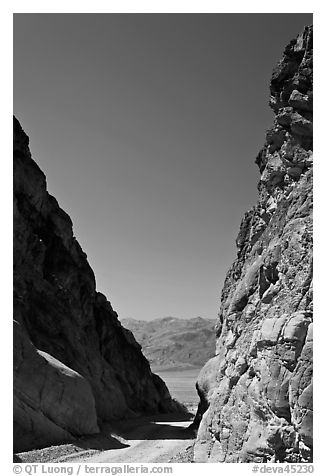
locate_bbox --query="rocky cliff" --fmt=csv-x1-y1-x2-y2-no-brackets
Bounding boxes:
194,26,313,463
122,317,216,370
13,117,179,453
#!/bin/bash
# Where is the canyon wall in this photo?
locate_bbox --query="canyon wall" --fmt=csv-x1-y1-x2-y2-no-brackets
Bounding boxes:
13,117,178,453
194,26,313,463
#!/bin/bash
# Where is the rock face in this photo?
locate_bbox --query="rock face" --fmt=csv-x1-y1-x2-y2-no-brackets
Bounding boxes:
122,316,216,370
194,26,313,463
13,117,178,453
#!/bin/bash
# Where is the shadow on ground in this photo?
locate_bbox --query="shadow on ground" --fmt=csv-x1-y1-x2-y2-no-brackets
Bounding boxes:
99,412,196,442
14,433,129,464
14,411,196,463
75,433,129,451
143,412,194,423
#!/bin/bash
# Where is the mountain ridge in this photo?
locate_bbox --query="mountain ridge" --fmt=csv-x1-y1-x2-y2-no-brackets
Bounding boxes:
122,316,216,370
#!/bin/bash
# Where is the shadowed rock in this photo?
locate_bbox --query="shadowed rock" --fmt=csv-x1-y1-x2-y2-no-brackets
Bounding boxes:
14,320,99,452
13,116,180,452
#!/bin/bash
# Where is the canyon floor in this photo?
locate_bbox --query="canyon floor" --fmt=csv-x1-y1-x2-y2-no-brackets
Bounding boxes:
14,412,196,464
14,368,199,463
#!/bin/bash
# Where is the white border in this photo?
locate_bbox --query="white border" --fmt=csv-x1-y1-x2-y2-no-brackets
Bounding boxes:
3,2,324,472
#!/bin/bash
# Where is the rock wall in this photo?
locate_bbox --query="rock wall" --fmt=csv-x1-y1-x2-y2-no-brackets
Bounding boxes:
13,117,178,453
194,26,313,463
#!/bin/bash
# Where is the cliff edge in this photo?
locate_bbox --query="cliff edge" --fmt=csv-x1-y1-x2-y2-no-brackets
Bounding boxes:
194,26,313,463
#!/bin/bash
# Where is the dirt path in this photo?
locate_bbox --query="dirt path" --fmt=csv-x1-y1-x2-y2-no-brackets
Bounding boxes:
15,413,195,464
68,414,194,464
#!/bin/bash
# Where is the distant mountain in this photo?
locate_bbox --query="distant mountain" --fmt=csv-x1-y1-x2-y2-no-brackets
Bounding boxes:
121,316,216,370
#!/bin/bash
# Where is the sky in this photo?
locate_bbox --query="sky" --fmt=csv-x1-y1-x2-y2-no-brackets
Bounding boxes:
13,13,312,321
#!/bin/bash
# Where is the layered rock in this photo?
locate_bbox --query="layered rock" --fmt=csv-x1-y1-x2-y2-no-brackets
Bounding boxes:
194,26,313,463
13,117,178,453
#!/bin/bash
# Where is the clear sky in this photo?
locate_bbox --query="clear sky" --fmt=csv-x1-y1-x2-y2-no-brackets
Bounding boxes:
13,13,312,321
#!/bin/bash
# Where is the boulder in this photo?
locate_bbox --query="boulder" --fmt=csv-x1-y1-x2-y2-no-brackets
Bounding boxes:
14,320,99,452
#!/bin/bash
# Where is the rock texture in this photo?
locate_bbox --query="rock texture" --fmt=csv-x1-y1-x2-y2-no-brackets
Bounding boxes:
13,117,179,453
122,317,216,370
194,26,313,463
